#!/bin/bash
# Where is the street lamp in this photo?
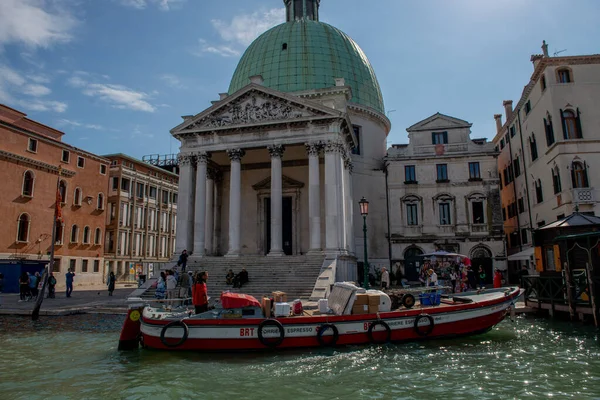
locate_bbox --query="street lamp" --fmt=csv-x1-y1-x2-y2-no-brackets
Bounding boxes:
359,197,369,289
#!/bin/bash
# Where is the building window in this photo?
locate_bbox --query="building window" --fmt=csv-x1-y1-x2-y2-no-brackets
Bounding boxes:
69,259,76,272
55,223,64,245
529,135,538,162
351,125,361,155
282,43,287,51
541,75,547,91
472,201,484,224
162,190,169,205
93,260,100,273
149,186,157,199
59,180,67,204
561,109,582,139
172,193,178,204
439,203,451,225
436,164,448,182
77,156,85,168
557,68,572,83
53,258,61,272
82,259,88,273
535,179,544,203
404,165,416,183
552,167,562,194
524,101,531,115
16,213,30,242
544,116,555,146
468,162,481,180
136,183,144,199
27,138,38,153
518,197,525,214
545,246,556,271
70,225,79,243
22,170,35,197
406,203,418,226
432,131,448,145
509,126,516,138
500,139,505,150
112,177,119,190
513,158,521,178
94,228,101,245
121,178,130,192
495,145,499,152
96,193,104,210
571,161,589,188
62,150,70,163
83,226,90,244
74,187,82,206
521,229,528,245
100,165,107,175
502,208,507,221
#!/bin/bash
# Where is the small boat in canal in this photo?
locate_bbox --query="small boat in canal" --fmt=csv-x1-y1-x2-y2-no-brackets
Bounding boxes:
118,283,523,352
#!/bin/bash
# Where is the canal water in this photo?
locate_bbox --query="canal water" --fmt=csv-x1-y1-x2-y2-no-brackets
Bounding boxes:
1,314,599,399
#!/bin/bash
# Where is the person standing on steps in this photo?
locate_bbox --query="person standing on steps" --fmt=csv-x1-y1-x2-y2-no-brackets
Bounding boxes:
107,271,116,296
177,250,188,273
192,271,209,314
65,268,75,298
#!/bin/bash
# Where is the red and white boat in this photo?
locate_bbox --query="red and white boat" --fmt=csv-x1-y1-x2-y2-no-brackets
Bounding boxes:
118,284,523,352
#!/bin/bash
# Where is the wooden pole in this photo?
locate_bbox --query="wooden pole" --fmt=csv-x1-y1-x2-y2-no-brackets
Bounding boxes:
585,236,598,327
563,260,576,321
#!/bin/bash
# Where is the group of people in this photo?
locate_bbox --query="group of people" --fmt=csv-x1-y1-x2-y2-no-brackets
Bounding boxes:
154,267,209,314
418,261,504,292
17,270,61,301
225,268,249,288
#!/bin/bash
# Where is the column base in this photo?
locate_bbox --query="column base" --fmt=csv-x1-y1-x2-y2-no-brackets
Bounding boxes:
224,252,240,258
267,250,285,257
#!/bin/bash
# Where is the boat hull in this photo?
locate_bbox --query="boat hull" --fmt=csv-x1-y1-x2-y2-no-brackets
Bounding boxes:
135,288,521,352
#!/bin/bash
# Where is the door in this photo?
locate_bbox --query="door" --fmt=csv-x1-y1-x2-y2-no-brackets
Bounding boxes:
264,197,293,255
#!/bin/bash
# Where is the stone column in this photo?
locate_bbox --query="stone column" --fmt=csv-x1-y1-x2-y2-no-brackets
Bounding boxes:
324,141,341,253
344,158,355,255
226,149,245,257
205,168,216,256
193,152,209,257
267,144,285,256
306,142,322,253
337,150,347,253
175,154,193,254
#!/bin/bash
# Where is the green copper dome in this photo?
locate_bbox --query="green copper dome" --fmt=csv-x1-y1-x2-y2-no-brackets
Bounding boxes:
228,19,385,114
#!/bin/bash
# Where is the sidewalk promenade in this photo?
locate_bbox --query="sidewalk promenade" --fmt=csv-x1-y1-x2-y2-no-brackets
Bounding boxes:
0,285,134,316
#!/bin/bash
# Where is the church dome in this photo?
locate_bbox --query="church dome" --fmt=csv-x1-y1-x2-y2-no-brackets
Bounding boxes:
228,16,385,114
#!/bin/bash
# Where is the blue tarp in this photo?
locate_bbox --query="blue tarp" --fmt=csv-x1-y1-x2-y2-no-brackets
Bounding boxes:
0,260,47,293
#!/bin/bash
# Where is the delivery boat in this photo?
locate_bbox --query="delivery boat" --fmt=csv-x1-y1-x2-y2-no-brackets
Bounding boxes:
118,283,522,351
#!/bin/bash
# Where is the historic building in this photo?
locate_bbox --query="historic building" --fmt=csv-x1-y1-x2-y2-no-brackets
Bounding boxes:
171,0,390,282
492,42,600,282
0,104,109,291
103,154,178,282
386,113,505,282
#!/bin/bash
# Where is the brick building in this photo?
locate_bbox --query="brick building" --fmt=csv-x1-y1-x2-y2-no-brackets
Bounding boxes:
0,104,109,292
103,154,178,282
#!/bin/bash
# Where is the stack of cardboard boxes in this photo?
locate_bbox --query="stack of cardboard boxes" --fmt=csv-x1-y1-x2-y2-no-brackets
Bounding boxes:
262,291,289,317
352,293,380,314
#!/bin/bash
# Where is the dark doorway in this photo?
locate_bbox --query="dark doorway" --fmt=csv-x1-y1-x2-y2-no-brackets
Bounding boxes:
404,247,424,282
472,258,493,284
265,197,293,255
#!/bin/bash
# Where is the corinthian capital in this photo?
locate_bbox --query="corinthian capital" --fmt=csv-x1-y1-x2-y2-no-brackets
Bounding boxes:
227,148,246,162
194,151,211,164
267,144,285,158
177,153,193,166
305,142,322,157
323,140,343,154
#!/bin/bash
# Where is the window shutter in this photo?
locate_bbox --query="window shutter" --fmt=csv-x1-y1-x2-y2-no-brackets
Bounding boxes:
443,131,448,144
571,164,576,188
560,109,567,139
576,108,583,138
583,161,589,187
534,246,543,272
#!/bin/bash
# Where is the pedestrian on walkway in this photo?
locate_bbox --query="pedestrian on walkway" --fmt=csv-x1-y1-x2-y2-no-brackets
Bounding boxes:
19,272,29,302
29,272,39,299
478,266,486,289
177,250,188,273
493,269,503,288
107,271,116,296
48,273,57,298
380,267,390,290
65,268,75,297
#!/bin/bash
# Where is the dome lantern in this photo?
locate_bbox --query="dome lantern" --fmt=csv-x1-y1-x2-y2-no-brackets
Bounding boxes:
284,0,320,21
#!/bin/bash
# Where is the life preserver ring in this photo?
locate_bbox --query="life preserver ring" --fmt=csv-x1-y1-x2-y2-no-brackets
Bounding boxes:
160,320,189,348
317,323,339,346
402,293,416,309
367,320,391,344
258,319,285,348
413,314,434,336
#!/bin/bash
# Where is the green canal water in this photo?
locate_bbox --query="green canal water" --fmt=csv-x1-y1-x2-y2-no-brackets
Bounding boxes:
0,314,599,399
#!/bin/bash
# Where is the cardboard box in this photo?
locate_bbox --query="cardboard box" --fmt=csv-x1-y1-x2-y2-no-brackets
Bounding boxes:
261,297,271,318
354,293,369,305
368,294,380,306
272,291,287,303
368,304,379,313
352,304,369,315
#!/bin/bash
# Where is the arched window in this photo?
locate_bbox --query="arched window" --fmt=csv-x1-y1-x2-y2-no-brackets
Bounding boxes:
571,162,589,188
471,246,492,259
433,193,455,226
552,166,562,194
70,225,79,243
16,213,30,242
74,187,82,206
561,109,582,139
55,223,64,245
22,170,35,197
97,193,105,210
535,179,544,203
94,228,101,245
401,194,422,227
544,114,555,146
529,134,538,161
83,226,90,244
59,180,67,204
557,68,572,83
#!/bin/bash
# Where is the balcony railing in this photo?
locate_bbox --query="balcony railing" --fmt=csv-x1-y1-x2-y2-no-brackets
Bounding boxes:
572,188,595,204
471,224,488,233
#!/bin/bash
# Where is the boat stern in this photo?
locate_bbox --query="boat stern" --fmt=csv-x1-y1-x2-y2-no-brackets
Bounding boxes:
118,298,144,351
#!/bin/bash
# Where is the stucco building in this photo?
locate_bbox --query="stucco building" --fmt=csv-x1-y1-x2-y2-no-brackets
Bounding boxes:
386,113,505,282
103,154,178,282
0,104,109,291
492,42,600,282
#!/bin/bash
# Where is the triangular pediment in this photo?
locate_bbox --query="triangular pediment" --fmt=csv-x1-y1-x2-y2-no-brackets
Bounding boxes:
171,84,343,135
252,175,305,191
406,112,472,132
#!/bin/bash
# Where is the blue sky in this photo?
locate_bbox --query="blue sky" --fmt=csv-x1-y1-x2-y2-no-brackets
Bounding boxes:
1,0,599,159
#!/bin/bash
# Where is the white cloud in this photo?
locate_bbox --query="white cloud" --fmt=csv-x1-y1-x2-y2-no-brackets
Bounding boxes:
131,125,154,139
117,0,185,11
0,64,66,112
26,100,67,112
194,8,284,58
0,0,78,49
28,74,51,84
23,84,51,96
160,74,184,89
56,118,103,130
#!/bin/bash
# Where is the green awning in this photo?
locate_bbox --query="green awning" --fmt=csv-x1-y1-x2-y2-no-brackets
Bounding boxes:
554,231,600,242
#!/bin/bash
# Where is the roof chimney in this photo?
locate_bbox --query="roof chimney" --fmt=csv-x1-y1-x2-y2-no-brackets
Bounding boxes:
494,114,503,134
541,40,549,57
503,100,513,121
334,78,345,87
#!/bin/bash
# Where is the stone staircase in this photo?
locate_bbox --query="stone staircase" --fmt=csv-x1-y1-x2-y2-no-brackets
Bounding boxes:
182,255,326,301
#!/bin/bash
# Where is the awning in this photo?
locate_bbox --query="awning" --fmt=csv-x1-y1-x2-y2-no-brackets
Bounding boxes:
507,247,534,261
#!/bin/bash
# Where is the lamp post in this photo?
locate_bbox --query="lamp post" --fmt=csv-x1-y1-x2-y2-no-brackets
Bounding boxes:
359,197,369,289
